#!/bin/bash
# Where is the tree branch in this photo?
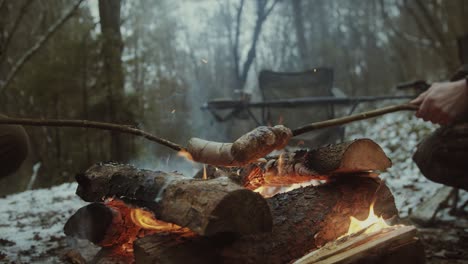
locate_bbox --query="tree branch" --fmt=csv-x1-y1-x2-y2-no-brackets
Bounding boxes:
0,117,183,152
402,0,450,67
0,0,84,94
264,0,280,19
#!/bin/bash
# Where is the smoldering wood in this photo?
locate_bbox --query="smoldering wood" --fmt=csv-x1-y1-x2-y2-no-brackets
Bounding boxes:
75,163,272,236
133,177,398,264
198,138,392,189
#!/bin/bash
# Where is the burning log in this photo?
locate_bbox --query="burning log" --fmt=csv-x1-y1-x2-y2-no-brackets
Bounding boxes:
74,163,272,236
133,177,399,264
199,139,392,190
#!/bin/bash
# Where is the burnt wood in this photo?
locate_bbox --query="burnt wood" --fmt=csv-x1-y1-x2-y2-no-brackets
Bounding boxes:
63,201,147,247
75,163,272,236
134,177,398,264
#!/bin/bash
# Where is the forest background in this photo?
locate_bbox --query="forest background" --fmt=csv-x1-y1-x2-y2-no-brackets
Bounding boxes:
0,0,466,195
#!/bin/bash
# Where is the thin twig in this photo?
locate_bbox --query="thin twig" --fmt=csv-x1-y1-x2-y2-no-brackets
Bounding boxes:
0,0,84,94
292,104,419,136
0,117,183,152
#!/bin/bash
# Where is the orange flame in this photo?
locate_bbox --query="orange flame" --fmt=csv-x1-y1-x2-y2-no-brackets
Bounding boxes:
131,208,181,231
344,202,389,236
130,208,195,236
178,150,194,162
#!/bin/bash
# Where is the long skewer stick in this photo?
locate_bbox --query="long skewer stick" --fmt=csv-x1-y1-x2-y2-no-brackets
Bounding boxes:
292,104,418,136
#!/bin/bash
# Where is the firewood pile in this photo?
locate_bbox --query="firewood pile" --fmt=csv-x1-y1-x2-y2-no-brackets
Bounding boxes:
64,138,425,264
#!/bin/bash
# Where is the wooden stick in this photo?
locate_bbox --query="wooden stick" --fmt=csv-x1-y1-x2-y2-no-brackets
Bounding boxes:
292,103,419,136
0,117,183,151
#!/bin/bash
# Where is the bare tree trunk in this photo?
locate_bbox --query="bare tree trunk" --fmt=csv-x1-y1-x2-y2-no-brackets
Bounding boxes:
98,0,130,162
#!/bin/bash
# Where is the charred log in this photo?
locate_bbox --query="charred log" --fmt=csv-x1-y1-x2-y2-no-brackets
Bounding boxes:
64,203,116,246
63,201,152,247
134,177,398,264
75,163,272,236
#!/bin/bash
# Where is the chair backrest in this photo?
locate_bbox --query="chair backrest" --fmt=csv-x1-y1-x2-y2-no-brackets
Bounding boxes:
258,68,335,128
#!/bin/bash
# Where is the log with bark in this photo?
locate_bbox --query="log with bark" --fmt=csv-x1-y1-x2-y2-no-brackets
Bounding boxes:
134,177,399,264
74,163,272,236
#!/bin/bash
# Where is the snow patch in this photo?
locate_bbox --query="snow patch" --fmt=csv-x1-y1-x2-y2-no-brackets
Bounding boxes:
0,183,86,263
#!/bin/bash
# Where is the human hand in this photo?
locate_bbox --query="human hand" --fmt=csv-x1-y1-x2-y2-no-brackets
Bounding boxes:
410,79,468,125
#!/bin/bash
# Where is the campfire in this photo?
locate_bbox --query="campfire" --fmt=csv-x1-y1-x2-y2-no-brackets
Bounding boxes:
64,139,425,264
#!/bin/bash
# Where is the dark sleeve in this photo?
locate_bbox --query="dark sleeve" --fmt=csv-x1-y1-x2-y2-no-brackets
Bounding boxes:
0,115,29,178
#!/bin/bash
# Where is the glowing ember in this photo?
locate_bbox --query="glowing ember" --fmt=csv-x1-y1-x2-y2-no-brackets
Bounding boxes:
244,163,322,198
344,202,390,236
254,181,318,198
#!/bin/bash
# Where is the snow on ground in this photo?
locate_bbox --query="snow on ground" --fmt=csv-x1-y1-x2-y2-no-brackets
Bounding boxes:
0,183,91,263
